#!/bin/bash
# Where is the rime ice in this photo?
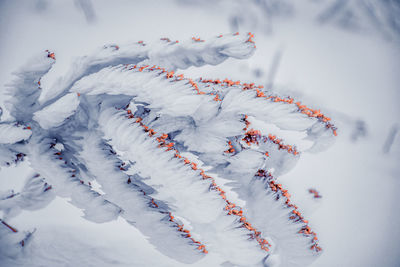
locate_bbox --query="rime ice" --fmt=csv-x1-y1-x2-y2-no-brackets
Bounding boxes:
0,33,336,267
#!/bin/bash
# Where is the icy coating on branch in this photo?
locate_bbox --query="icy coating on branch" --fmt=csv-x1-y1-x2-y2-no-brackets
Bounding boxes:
0,33,336,267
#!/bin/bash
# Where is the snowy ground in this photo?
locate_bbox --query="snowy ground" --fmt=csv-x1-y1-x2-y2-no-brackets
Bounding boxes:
0,1,399,266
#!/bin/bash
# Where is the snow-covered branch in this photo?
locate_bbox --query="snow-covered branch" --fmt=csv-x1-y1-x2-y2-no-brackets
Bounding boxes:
1,33,336,266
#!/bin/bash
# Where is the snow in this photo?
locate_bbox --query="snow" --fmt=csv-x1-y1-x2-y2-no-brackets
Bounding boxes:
26,135,122,223
33,93,80,129
0,0,399,267
0,123,32,144
99,108,267,266
75,131,206,264
0,173,55,220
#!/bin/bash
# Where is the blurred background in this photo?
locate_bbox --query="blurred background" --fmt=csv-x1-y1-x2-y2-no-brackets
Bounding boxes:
0,0,399,266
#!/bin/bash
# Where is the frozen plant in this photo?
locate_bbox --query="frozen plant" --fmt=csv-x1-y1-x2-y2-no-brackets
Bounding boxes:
0,33,337,266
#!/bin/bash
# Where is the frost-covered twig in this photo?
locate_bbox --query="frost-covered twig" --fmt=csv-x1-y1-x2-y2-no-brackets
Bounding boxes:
1,33,336,266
